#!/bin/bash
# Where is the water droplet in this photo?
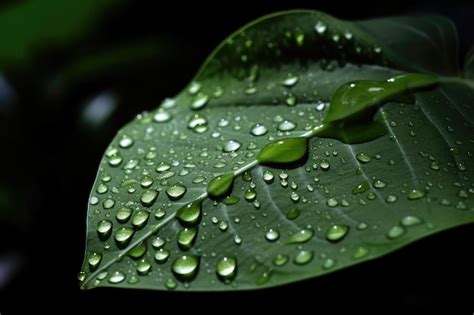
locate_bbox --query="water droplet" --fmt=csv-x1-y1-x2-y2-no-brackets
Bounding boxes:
326,224,349,242
282,75,299,87
176,201,202,226
156,162,171,172
258,137,308,165
166,183,187,201
353,246,369,259
322,258,336,270
119,135,134,148
272,254,289,266
265,229,280,242
356,153,371,163
177,227,198,250
191,93,209,109
207,173,234,199
278,120,296,131
172,255,200,281
286,96,297,106
352,181,369,195
244,189,256,201
373,179,386,189
251,124,268,136
97,220,112,240
387,225,405,239
153,109,172,123
386,195,398,203
263,170,274,183
108,271,125,284
294,250,313,265
154,248,170,263
140,190,158,207
401,215,422,227
326,198,338,207
187,114,208,133
88,252,102,270
407,189,426,200
132,210,150,228
129,242,147,259
319,159,330,170
223,140,242,152
152,237,166,249
103,198,115,209
140,176,154,188
137,259,151,275
188,81,201,95
108,154,123,167
288,229,313,244
216,257,237,281
286,208,300,220
314,21,327,34
114,227,134,247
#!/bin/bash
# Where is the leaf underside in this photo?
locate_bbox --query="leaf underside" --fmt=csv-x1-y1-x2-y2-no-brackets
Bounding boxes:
80,10,474,291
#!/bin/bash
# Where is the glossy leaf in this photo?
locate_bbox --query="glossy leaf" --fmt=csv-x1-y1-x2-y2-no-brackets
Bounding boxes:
80,10,474,291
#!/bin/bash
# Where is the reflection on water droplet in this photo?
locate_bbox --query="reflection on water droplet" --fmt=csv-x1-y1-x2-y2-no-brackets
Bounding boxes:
294,250,313,265
282,75,299,87
119,135,134,148
326,224,349,242
172,255,200,281
216,257,237,281
265,229,280,242
401,215,422,227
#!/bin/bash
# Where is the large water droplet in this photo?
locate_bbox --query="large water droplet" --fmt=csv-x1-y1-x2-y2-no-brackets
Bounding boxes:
172,255,200,281
177,227,198,250
207,173,234,199
294,250,313,265
129,242,147,259
114,227,134,247
154,248,170,264
176,201,202,226
251,124,268,136
166,183,187,200
223,140,242,152
265,229,280,242
263,170,274,183
407,189,426,200
288,229,313,244
132,210,150,229
88,252,102,271
108,271,125,284
137,259,152,275
326,224,349,242
140,190,158,207
258,137,308,165
216,256,237,282
97,220,112,240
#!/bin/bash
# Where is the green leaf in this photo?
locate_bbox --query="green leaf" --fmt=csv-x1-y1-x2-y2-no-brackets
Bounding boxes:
80,10,474,291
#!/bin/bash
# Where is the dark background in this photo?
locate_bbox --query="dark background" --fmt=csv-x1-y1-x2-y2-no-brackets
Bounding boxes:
1,0,473,311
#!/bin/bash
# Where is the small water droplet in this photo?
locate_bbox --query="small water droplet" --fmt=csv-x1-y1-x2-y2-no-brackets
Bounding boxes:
401,215,422,227
263,170,274,183
191,93,209,109
244,189,257,201
286,208,300,220
356,153,371,163
272,254,289,266
154,248,170,263
187,114,208,133
322,258,336,270
152,237,166,249
153,109,172,123
314,21,327,34
119,135,134,148
319,159,330,170
278,120,296,131
282,75,299,87
352,181,369,195
326,198,338,207
88,252,102,270
97,220,112,240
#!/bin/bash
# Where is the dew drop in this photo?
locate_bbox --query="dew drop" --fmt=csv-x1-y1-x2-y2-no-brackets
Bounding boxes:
258,137,308,165
352,181,369,195
401,215,422,227
288,229,313,244
278,120,297,131
97,220,112,240
140,190,158,207
137,259,151,275
207,173,234,199
114,227,134,247
177,227,198,250
294,250,313,265
216,257,237,281
282,75,299,87
166,183,187,200
108,271,125,284
223,140,242,152
263,170,274,183
172,255,200,280
176,201,202,226
387,225,405,239
272,254,289,266
152,237,166,249
119,135,134,148
407,189,426,200
314,21,327,34
153,109,172,123
251,124,268,136
187,114,208,133
132,210,150,229
286,208,300,220
326,224,349,242
356,153,371,163
88,252,102,270
265,229,280,242
191,93,209,109
154,248,170,264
